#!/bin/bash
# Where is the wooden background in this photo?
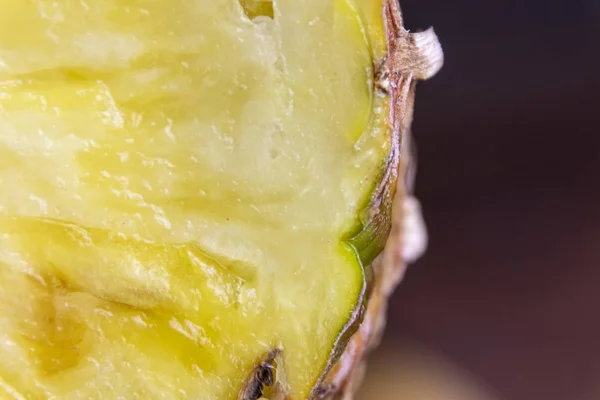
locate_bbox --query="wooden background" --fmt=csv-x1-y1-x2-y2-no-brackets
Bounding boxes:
358,0,600,399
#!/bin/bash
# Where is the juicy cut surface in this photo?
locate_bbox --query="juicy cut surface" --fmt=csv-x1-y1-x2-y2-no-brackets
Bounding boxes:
0,0,390,398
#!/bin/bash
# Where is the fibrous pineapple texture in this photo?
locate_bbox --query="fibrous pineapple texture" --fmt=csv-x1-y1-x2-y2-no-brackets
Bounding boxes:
0,0,441,399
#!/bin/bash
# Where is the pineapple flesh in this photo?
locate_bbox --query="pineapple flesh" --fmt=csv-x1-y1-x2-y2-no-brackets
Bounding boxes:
0,0,402,399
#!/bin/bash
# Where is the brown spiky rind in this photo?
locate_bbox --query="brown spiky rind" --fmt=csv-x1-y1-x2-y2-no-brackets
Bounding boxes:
314,1,443,398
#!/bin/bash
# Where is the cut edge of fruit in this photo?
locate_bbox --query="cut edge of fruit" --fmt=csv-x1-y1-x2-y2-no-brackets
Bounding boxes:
310,0,444,398
0,0,441,398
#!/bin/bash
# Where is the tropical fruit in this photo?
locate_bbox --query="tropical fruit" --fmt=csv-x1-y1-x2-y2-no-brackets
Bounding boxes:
0,0,442,399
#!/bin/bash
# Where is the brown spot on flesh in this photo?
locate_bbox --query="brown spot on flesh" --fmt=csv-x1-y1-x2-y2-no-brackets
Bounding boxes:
239,349,287,400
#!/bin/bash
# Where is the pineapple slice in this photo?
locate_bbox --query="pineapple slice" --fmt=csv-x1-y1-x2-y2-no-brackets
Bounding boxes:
0,0,441,399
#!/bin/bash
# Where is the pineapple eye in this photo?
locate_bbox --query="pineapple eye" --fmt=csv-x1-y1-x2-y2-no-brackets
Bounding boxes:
240,0,274,19
239,350,281,400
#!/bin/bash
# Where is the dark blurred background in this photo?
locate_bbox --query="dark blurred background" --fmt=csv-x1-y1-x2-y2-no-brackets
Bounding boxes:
358,0,600,399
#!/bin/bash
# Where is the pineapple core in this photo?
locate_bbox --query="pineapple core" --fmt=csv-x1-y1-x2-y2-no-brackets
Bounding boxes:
0,0,390,398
